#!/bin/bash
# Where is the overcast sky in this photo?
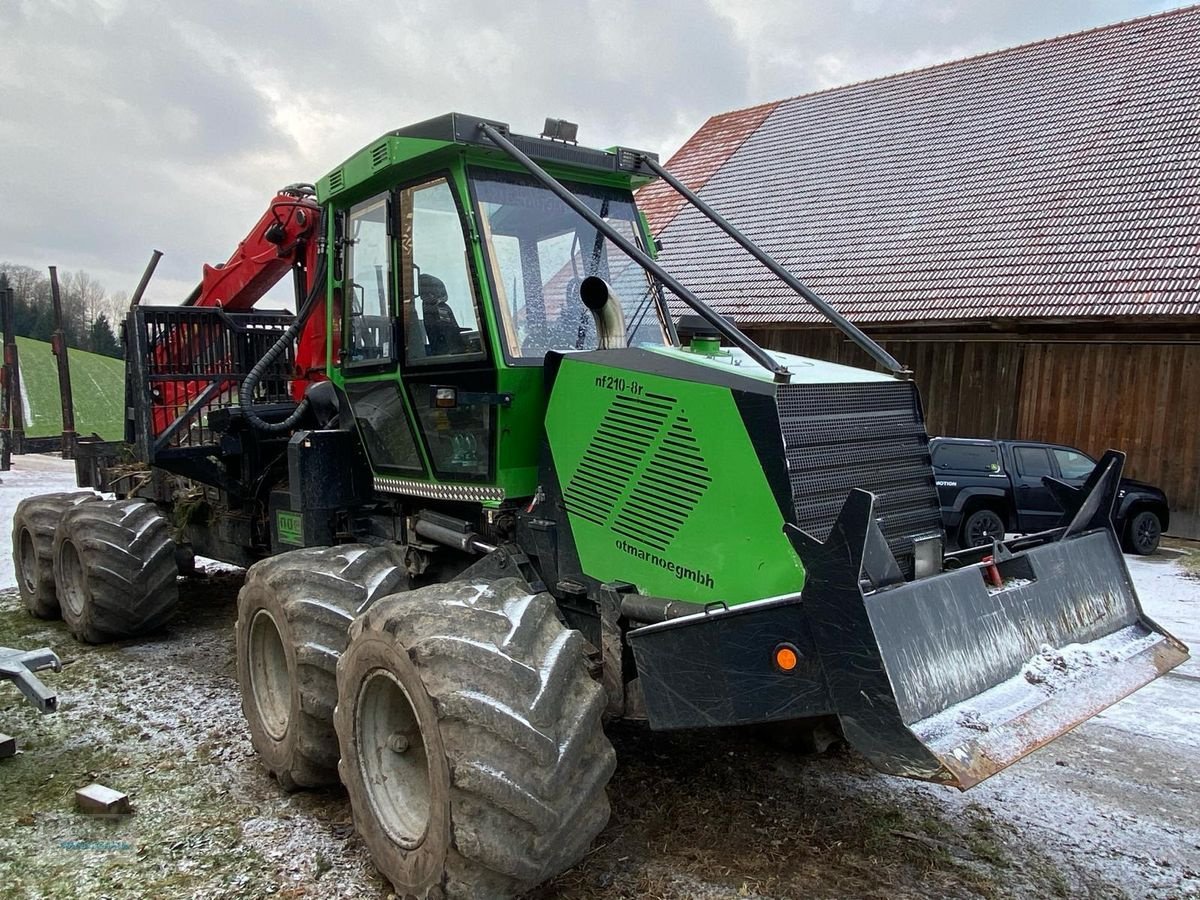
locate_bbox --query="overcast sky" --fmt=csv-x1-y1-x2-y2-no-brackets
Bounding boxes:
0,0,1179,305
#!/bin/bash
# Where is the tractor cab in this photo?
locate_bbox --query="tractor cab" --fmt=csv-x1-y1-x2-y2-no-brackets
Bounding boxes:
318,116,674,504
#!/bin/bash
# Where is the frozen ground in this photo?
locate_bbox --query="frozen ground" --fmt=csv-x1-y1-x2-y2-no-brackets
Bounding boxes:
1,454,1198,898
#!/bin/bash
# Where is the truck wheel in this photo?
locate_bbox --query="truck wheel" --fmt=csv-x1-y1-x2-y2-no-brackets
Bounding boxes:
335,578,615,899
961,508,1005,548
236,544,408,791
12,491,99,619
52,499,179,644
1125,510,1162,555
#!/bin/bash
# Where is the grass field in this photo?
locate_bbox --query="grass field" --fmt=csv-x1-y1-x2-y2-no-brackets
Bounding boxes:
14,336,124,440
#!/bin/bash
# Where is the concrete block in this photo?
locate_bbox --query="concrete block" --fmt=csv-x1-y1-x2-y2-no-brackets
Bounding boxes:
75,783,130,815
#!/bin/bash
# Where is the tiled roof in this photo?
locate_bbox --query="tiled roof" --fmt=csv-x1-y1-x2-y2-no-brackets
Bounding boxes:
637,100,780,232
651,6,1200,325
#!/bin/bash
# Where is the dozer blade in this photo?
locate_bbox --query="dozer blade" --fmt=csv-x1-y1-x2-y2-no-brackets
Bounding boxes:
786,451,1188,789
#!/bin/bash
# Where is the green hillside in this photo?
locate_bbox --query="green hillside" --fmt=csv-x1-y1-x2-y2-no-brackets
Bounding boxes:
14,336,124,441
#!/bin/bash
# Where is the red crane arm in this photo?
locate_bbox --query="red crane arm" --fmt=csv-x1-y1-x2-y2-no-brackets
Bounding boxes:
192,187,322,310
151,187,331,436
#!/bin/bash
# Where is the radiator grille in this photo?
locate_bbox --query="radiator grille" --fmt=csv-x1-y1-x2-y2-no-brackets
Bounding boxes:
563,392,712,551
777,381,942,573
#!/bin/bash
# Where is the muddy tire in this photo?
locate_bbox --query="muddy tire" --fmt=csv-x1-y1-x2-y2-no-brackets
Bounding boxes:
12,491,100,619
52,499,179,643
236,544,409,791
335,578,615,899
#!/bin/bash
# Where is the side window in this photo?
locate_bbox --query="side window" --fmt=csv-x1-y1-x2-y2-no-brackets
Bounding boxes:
344,194,394,365
1053,448,1095,480
933,442,1001,473
399,178,484,364
1014,446,1053,477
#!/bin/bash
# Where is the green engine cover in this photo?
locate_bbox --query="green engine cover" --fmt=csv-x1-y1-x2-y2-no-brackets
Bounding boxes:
544,352,805,605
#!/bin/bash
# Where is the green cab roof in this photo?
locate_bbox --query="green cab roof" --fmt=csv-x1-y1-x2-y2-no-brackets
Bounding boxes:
316,112,660,203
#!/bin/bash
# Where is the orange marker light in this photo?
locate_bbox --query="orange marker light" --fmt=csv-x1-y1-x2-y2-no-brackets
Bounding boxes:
773,643,799,673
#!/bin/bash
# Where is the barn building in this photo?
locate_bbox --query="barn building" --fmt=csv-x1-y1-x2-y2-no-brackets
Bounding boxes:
640,6,1200,539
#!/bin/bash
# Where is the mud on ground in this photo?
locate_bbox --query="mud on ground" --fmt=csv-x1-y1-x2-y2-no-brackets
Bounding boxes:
1,557,1198,899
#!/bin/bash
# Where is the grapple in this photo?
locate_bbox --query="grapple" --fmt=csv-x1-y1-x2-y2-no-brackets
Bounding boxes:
629,450,1188,788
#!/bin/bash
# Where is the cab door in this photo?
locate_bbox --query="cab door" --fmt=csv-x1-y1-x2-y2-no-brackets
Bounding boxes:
339,191,425,476
394,174,499,487
1010,444,1063,532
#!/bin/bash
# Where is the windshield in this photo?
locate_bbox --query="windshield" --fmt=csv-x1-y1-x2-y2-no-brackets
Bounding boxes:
470,167,671,360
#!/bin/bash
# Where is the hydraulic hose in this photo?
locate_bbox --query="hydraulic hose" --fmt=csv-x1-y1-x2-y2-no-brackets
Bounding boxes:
239,244,328,434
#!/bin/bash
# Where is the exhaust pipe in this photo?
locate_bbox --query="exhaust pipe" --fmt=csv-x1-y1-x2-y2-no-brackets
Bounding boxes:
580,276,626,349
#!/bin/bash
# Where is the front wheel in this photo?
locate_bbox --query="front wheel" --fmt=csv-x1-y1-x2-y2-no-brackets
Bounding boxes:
235,544,408,791
960,508,1006,548
335,578,615,899
1125,510,1162,555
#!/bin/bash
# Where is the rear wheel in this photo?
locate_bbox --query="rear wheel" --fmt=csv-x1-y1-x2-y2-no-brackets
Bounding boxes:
12,491,99,619
1125,510,1162,555
961,508,1005,548
52,499,179,643
335,578,615,899
235,544,408,791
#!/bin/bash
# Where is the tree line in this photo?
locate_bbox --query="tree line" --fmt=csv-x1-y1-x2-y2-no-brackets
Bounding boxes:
0,263,124,358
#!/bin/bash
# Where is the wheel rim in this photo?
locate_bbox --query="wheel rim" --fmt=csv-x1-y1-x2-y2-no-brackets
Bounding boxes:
249,609,292,741
18,528,38,595
968,513,1003,547
1136,516,1160,552
357,668,432,849
58,540,88,618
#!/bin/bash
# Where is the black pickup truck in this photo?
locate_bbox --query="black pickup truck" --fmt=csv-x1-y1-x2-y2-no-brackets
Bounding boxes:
929,437,1169,555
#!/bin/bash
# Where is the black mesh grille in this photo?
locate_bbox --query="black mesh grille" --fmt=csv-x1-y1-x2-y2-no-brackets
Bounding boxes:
777,381,942,573
563,391,712,552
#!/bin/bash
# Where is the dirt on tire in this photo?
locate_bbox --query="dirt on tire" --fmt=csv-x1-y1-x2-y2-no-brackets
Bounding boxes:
11,491,99,619
52,498,178,643
235,543,408,791
335,577,615,899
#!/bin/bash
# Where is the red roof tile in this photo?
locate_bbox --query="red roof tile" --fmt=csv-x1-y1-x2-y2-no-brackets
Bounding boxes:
636,100,780,234
653,6,1200,325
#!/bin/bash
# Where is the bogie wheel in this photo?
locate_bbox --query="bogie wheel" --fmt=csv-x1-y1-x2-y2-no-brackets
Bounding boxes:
236,544,408,791
335,578,615,899
12,491,100,619
961,508,1006,548
1125,510,1162,556
52,499,179,643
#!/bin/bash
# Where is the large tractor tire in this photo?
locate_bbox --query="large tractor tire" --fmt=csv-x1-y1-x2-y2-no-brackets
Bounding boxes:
334,578,615,900
52,499,179,644
12,491,100,619
236,544,408,791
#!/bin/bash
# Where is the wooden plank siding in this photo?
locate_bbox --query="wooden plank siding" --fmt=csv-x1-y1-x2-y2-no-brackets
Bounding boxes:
748,328,1200,539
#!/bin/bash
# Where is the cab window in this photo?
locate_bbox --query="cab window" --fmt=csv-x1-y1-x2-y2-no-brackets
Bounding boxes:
398,178,484,365
344,194,394,365
933,442,1001,473
1053,448,1095,480
1014,446,1053,477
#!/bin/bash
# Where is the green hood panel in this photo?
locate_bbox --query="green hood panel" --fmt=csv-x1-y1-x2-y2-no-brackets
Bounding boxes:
544,352,805,605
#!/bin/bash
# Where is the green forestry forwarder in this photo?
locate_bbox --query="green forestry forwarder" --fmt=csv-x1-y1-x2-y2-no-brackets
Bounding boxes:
11,113,1188,898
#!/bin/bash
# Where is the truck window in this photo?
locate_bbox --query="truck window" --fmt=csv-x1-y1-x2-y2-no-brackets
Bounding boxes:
932,443,1001,472
1053,448,1095,480
1014,446,1053,477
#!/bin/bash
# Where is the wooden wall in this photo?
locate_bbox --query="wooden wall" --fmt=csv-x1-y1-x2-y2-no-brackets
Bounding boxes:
749,327,1200,539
